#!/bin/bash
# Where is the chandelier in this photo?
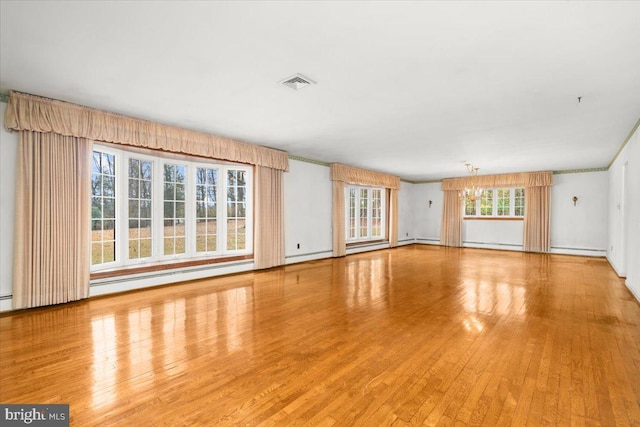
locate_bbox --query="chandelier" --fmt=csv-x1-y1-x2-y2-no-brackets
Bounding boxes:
458,163,484,202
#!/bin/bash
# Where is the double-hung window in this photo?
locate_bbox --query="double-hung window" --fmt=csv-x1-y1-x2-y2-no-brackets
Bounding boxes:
464,187,525,218
91,144,253,271
345,185,386,242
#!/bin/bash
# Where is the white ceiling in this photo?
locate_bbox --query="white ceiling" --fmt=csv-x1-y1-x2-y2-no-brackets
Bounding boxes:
1,1,639,181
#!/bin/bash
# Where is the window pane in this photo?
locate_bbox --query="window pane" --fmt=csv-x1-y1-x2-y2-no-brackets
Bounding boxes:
141,161,152,180
129,159,140,178
102,153,115,175
103,177,115,197
465,199,476,216
140,239,152,258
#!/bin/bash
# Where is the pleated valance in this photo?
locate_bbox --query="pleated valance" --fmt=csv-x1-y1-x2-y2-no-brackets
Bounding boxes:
441,170,552,191
4,91,289,171
330,163,400,189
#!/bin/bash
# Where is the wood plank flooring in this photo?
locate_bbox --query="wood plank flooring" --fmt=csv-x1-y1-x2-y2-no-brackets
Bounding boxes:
1,245,639,426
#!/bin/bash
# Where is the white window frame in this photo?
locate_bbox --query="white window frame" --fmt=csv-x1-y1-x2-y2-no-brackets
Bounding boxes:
91,144,253,272
345,185,386,242
463,187,525,218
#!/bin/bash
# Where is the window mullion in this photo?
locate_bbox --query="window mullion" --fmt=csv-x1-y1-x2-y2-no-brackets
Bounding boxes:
153,160,163,259
355,189,360,240
185,166,193,257
220,168,227,253
367,189,373,239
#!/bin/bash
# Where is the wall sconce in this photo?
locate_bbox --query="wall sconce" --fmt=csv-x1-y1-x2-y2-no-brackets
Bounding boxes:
428,200,433,208
572,196,578,206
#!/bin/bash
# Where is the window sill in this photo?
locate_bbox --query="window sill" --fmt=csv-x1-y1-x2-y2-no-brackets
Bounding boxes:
90,254,253,280
463,217,523,221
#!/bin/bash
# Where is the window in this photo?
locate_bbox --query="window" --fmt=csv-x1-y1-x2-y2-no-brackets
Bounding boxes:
480,190,493,216
195,167,218,253
497,189,510,216
91,145,253,271
226,169,248,251
128,158,153,260
163,163,187,256
514,188,525,216
92,151,116,265
345,185,386,242
464,187,525,218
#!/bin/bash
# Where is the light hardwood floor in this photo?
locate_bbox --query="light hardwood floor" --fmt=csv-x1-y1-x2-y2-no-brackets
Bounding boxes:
1,245,639,426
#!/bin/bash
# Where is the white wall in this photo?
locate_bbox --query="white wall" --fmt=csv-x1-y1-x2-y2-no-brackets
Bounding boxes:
608,124,640,301
550,171,608,256
284,159,333,264
412,182,443,244
463,220,523,250
397,181,414,244
0,102,18,311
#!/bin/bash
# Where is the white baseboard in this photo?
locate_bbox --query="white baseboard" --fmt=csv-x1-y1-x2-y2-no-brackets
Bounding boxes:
397,238,416,246
415,238,440,245
89,260,254,297
285,250,333,265
346,242,390,255
549,247,606,257
463,242,523,252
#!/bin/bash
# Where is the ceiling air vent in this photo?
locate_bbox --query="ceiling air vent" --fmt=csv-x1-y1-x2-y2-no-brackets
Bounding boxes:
280,74,316,91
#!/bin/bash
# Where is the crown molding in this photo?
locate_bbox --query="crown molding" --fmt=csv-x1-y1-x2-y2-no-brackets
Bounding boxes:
553,167,608,175
608,117,640,169
287,154,330,167
406,179,443,184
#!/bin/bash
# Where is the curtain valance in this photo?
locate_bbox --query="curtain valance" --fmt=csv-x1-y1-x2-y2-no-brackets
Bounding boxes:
441,170,552,191
4,91,289,171
330,163,400,189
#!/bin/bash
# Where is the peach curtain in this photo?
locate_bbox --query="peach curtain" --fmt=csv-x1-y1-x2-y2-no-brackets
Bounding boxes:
4,91,289,171
330,163,400,256
13,131,92,309
332,181,346,257
254,166,285,269
441,170,552,191
440,190,463,247
330,163,400,189
523,186,551,252
389,189,399,247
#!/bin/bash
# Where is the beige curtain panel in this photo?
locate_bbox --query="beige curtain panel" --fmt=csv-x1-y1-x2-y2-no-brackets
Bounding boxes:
13,131,92,309
523,186,551,252
4,91,289,171
254,166,285,269
332,181,346,257
440,190,463,247
441,171,553,191
330,163,400,189
389,188,399,247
